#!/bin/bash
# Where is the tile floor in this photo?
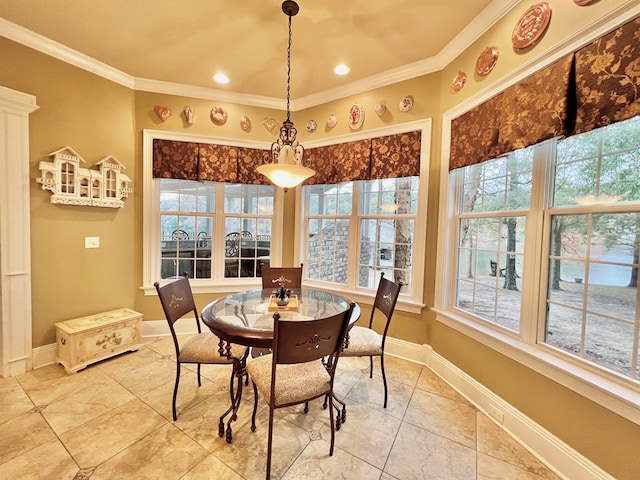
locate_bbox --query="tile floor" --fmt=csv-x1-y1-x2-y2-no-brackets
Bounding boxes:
0,336,563,479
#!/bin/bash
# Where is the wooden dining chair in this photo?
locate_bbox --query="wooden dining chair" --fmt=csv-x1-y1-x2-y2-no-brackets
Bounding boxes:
246,304,355,480
154,274,248,421
260,263,304,289
341,272,401,408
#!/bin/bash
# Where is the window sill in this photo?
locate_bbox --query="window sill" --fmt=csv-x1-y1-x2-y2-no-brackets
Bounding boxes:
141,278,263,296
432,307,640,426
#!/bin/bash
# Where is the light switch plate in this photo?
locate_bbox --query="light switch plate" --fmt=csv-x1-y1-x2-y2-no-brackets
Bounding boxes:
85,237,100,248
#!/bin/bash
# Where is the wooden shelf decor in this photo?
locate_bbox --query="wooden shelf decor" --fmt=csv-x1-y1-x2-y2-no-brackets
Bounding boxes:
36,146,133,208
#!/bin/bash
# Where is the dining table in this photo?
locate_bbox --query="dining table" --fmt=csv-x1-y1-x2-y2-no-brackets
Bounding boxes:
201,287,360,443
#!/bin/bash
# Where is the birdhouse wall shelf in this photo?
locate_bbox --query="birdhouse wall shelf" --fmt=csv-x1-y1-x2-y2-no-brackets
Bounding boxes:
36,147,133,208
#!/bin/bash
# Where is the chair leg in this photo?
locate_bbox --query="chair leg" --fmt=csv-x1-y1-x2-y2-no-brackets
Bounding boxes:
380,353,388,408
266,405,275,480
328,389,336,456
197,363,202,387
369,356,374,378
172,362,181,421
250,381,258,432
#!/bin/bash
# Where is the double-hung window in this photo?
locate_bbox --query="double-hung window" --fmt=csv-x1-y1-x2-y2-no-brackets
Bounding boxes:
300,121,430,311
142,131,280,293
439,115,640,418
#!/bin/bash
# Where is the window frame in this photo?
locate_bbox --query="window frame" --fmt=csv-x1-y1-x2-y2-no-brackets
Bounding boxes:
436,11,640,425
295,119,431,314
141,129,284,295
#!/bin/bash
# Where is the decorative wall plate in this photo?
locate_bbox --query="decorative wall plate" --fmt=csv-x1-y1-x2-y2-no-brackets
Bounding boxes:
240,115,251,131
452,71,467,91
475,47,499,76
573,0,596,4
327,114,337,128
374,103,387,116
306,119,317,133
154,106,172,122
399,96,413,112
263,117,277,132
348,103,365,130
210,106,228,125
512,2,552,50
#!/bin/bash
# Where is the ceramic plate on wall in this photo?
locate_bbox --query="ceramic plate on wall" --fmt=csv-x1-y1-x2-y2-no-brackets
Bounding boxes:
512,2,552,50
475,47,499,76
399,96,413,112
348,103,364,130
452,71,467,91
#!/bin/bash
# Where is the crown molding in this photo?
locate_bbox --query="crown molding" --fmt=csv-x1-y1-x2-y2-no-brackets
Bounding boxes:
0,17,135,89
0,0,525,110
133,77,285,110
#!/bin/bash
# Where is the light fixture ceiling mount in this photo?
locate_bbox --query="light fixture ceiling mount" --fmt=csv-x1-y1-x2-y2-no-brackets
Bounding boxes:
257,0,315,191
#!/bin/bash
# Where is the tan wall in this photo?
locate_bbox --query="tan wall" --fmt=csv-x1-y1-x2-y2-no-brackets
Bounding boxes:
1,0,639,476
0,38,136,347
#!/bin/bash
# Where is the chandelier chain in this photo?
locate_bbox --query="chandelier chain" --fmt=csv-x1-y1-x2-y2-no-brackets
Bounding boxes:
286,13,292,123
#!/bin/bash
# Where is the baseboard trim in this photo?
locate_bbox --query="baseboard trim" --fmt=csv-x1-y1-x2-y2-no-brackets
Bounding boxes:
32,329,612,479
426,350,614,480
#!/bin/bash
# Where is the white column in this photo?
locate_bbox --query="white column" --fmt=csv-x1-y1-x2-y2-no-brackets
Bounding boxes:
0,85,39,377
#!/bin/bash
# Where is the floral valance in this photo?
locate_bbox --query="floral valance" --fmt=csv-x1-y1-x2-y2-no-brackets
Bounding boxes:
449,14,640,171
155,130,423,186
450,94,504,171
371,130,422,179
153,139,199,180
306,130,421,185
153,139,269,185
574,15,640,134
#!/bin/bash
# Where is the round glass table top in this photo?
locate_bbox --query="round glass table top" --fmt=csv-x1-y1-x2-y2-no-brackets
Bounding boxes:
202,288,360,348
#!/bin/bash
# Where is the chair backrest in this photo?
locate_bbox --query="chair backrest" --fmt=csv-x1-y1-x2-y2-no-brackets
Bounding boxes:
369,272,402,337
272,303,355,369
154,274,202,337
261,263,304,289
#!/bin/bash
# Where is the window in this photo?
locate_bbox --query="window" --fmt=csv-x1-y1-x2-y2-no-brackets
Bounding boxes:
142,131,281,293
300,120,430,310
158,179,275,281
440,115,640,414
546,118,640,380
455,148,532,332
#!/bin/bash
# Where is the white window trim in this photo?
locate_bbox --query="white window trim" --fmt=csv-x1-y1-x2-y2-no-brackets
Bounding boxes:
435,4,640,425
141,129,284,295
295,119,431,315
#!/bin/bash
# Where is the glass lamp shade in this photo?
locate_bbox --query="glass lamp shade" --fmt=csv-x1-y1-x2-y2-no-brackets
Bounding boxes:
257,145,315,189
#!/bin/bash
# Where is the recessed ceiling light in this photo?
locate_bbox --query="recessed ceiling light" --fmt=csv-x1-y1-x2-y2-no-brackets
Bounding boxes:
334,64,350,76
213,73,229,84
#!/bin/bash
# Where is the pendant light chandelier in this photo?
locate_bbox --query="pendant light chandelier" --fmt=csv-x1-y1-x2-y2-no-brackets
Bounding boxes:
257,0,315,190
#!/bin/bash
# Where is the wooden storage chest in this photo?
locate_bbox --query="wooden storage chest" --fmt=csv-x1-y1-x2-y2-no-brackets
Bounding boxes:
55,308,143,373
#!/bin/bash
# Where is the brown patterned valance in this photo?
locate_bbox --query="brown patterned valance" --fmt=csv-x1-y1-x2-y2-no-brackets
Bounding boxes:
332,140,372,182
449,94,504,171
197,144,238,183
371,130,421,179
153,139,267,184
153,139,199,180
499,54,575,152
304,144,336,185
306,131,421,185
450,14,640,171
237,147,270,185
154,131,422,185
574,16,640,134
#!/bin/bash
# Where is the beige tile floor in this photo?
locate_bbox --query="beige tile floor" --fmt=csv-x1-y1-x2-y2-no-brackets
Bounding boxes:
0,336,563,480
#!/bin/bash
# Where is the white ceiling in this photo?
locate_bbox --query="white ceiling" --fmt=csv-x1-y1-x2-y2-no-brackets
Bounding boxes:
0,0,516,106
